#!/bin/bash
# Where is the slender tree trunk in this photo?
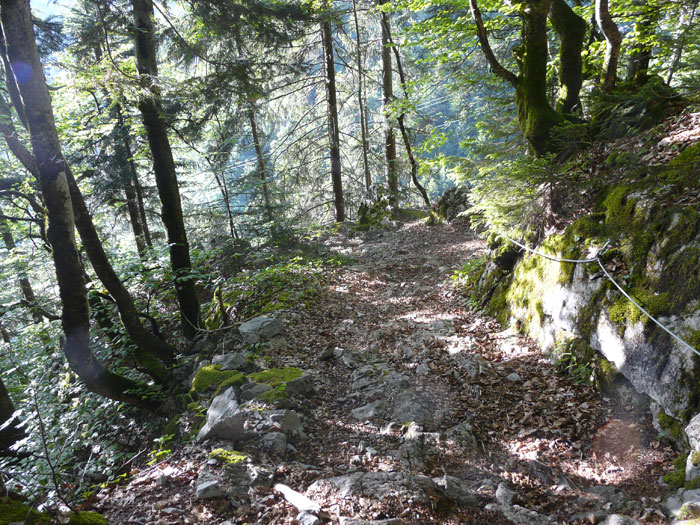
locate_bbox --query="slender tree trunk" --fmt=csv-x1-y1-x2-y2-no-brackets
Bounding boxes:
381,15,431,208
112,106,148,257
380,8,398,203
131,0,201,338
595,0,622,92
549,0,586,115
0,219,43,323
321,12,345,222
0,0,159,409
352,0,371,191
248,111,273,222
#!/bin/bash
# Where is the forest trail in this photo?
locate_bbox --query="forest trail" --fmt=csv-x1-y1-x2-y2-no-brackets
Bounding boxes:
101,220,673,524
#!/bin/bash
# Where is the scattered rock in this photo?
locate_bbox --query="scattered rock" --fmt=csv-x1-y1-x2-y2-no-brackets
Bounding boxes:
240,382,273,401
351,400,383,420
443,422,476,452
339,519,404,525
262,432,287,456
239,315,284,343
197,387,246,442
432,475,477,506
266,409,304,436
195,478,223,499
212,352,249,372
297,511,321,525
599,515,642,525
495,483,516,506
286,373,315,396
506,372,523,383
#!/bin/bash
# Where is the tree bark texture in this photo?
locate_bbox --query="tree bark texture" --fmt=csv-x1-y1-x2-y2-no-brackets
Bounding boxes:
515,0,564,155
549,0,586,114
666,1,698,85
625,2,657,86
381,9,398,203
321,15,345,222
1,0,160,409
131,0,201,337
595,0,622,92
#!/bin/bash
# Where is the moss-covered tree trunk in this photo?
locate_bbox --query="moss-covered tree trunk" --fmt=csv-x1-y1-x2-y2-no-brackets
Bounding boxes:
131,0,201,337
470,0,563,156
595,0,622,92
0,0,158,409
549,0,586,115
625,2,658,86
515,0,564,155
321,13,345,222
381,8,399,203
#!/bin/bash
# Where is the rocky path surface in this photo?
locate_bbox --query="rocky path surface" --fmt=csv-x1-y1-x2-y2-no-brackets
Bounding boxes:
98,221,674,524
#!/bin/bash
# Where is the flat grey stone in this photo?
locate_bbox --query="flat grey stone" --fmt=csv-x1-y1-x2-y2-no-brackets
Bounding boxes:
496,483,516,506
599,515,641,525
506,372,523,383
443,422,476,452
266,409,303,436
212,352,249,371
339,519,404,525
432,475,477,506
195,479,223,499
297,511,321,525
308,471,439,505
286,373,315,396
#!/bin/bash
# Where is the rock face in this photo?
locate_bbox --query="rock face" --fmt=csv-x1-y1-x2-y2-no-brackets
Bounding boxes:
197,387,246,442
436,186,471,222
475,185,700,423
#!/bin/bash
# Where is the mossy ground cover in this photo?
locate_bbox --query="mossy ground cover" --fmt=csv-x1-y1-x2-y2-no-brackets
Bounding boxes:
0,498,50,525
205,256,344,329
190,364,245,396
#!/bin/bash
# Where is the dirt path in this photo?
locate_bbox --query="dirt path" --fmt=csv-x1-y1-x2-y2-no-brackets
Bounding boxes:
99,220,673,524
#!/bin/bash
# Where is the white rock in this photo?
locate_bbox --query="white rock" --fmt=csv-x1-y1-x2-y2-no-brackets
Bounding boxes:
195,479,223,499
197,387,246,442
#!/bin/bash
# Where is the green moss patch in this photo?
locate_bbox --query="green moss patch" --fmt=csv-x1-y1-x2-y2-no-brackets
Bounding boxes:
190,365,245,395
209,448,247,466
0,498,50,525
247,367,302,387
67,511,108,525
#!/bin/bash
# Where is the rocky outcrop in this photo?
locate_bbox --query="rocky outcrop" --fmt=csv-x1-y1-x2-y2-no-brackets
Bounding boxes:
436,186,471,222
472,145,700,430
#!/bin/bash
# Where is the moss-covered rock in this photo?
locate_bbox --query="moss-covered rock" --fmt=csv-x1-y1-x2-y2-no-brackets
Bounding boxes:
209,448,247,466
247,367,302,387
0,498,50,525
191,364,245,395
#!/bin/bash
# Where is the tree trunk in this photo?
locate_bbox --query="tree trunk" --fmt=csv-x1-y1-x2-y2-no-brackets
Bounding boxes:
0,0,159,410
113,105,148,257
249,111,273,222
0,375,24,456
131,0,201,338
321,13,345,222
381,8,398,203
515,0,564,156
0,219,43,323
595,0,622,92
382,15,431,208
549,0,586,115
352,0,371,191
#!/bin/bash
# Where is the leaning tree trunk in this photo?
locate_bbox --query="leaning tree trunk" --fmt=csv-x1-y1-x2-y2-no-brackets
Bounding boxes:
595,0,622,92
380,8,398,204
666,1,698,85
0,50,173,371
131,0,201,338
549,0,586,115
0,0,158,409
321,13,345,222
